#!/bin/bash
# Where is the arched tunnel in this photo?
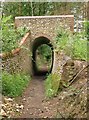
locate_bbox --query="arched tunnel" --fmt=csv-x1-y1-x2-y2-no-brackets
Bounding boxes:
32,36,54,76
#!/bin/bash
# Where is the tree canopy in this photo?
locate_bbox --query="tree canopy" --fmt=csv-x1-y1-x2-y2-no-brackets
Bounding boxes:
2,2,87,21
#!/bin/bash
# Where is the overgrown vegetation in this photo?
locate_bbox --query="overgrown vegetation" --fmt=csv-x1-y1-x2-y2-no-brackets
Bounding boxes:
2,15,29,52
73,32,87,61
45,24,88,98
55,26,87,61
45,73,61,98
84,20,89,40
2,71,31,97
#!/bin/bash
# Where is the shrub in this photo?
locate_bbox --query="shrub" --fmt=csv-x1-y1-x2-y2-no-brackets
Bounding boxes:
45,73,61,98
73,33,87,61
55,27,74,57
55,27,88,61
2,15,29,52
84,20,89,40
2,71,31,97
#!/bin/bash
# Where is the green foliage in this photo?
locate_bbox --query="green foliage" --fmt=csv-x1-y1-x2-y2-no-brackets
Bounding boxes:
55,28,72,50
3,2,85,21
84,21,89,40
37,44,52,62
36,44,52,70
73,33,87,61
2,15,29,52
55,27,87,61
2,71,31,97
3,2,50,18
45,73,61,98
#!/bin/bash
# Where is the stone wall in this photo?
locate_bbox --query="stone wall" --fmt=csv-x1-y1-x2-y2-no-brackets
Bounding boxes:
2,35,32,75
15,15,74,75
15,15,74,43
15,15,74,41
2,15,74,76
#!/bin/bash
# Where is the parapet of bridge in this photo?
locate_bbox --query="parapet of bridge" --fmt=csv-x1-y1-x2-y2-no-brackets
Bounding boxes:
15,15,74,41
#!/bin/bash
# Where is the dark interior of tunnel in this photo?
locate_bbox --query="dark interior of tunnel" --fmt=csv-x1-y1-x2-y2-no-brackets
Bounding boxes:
32,36,54,76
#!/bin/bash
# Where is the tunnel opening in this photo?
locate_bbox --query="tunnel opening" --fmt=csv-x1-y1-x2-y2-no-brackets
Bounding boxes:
32,36,54,76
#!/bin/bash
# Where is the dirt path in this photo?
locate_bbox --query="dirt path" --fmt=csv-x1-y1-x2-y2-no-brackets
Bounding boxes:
14,76,58,118
2,61,87,118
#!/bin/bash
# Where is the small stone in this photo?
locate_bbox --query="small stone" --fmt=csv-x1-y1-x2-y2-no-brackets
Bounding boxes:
4,98,8,103
4,98,13,103
30,112,33,115
0,109,7,116
16,109,19,112
56,102,59,105
7,98,13,102
19,105,24,109
7,111,10,114
16,104,20,108
2,104,6,109
23,98,26,101
44,116,48,118
47,101,50,104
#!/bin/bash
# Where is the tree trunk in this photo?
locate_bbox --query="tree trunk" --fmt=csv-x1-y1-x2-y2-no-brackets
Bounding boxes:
87,1,89,20
19,2,22,16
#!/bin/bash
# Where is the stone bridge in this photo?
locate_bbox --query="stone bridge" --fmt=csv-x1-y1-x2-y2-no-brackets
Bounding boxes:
2,15,74,76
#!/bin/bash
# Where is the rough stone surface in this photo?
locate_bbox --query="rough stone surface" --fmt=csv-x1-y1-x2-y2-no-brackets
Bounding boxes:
15,15,74,75
15,15,74,43
2,36,32,75
2,15,74,75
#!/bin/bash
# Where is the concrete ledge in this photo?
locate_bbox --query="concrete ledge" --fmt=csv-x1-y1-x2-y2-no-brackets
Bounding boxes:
15,15,74,19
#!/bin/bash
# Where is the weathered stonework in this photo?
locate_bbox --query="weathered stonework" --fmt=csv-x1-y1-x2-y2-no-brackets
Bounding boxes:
2,15,74,76
15,15,74,75
15,15,74,44
2,35,32,75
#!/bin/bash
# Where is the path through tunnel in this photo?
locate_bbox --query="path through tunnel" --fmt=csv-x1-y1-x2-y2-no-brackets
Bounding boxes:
32,36,54,76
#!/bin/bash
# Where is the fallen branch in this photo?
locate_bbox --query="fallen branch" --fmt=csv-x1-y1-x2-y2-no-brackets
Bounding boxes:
68,64,89,86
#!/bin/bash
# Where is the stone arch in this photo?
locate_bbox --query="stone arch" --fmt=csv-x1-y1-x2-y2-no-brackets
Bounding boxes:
32,36,54,76
33,33,53,42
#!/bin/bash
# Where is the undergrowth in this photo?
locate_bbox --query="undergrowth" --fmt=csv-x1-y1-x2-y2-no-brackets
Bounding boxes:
55,26,88,61
73,33,87,61
2,15,29,52
45,73,61,98
45,25,88,98
2,71,31,97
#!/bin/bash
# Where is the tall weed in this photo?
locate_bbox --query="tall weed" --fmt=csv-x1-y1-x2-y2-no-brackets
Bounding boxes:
45,73,61,98
2,71,31,97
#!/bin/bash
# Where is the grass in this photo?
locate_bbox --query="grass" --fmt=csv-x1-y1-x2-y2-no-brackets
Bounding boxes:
2,71,31,97
56,27,88,61
72,33,87,61
45,73,61,98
